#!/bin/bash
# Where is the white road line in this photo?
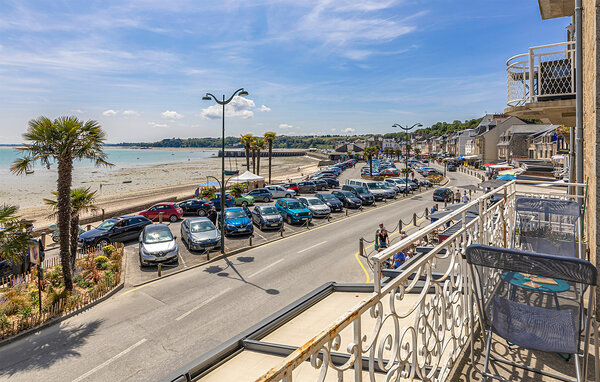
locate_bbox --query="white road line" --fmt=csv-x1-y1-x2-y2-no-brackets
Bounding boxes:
253,231,267,241
297,241,327,254
178,252,187,268
175,288,232,321
72,338,147,382
248,258,285,278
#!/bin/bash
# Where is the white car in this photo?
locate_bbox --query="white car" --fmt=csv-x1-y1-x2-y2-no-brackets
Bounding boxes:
298,196,331,218
265,185,296,199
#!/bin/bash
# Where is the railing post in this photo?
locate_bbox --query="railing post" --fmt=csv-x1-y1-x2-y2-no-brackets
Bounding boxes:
353,317,363,381
359,237,364,258
528,47,534,102
478,199,485,244
413,213,417,226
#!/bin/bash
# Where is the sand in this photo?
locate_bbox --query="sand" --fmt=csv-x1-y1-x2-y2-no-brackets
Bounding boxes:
1,153,321,228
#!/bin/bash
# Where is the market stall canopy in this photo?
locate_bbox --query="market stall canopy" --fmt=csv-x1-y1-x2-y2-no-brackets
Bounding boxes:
480,179,508,189
488,164,513,169
199,180,220,187
482,163,494,167
498,169,519,176
457,184,479,191
229,171,264,183
497,174,517,181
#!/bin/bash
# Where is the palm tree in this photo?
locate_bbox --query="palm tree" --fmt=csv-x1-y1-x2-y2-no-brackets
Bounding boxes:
363,146,378,177
254,139,265,176
250,137,258,173
12,116,111,291
414,147,421,159
45,187,97,266
394,148,402,162
263,132,276,183
0,205,32,263
240,134,253,170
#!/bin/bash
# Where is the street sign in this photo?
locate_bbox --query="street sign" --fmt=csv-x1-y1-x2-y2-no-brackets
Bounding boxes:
28,241,41,265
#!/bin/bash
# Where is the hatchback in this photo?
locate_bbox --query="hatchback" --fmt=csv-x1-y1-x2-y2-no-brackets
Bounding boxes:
298,196,331,218
178,198,213,216
297,181,317,194
433,188,454,202
79,215,152,248
251,205,284,230
315,193,344,212
331,190,362,208
139,224,178,267
180,217,221,251
245,188,273,202
265,185,296,198
312,179,329,191
282,183,299,193
211,194,236,211
220,207,254,236
341,184,375,205
139,203,183,222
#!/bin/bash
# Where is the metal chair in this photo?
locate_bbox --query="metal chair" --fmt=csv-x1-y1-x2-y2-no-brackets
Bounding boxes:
466,244,597,382
514,197,581,258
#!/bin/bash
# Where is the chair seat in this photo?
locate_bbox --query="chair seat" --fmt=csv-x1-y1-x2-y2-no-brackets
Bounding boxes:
490,295,577,354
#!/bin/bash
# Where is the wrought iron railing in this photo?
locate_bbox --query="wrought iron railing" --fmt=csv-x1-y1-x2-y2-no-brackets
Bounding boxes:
506,42,575,107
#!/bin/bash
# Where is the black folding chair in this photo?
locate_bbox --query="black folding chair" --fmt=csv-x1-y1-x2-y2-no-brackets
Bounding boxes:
466,244,597,382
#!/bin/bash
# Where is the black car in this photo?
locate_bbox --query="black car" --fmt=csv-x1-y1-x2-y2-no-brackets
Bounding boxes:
447,164,457,172
315,193,344,212
433,188,454,202
318,178,339,188
297,181,317,194
78,215,152,247
312,180,329,191
341,184,375,205
178,198,213,216
331,190,362,208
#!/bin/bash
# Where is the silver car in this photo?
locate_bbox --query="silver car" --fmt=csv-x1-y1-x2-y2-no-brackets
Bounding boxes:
180,217,221,251
265,185,296,198
139,224,179,267
298,196,331,218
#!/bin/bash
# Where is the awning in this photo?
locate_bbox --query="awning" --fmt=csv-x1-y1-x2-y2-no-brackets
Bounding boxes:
199,181,220,187
462,155,480,160
488,164,513,169
229,170,264,183
551,154,565,160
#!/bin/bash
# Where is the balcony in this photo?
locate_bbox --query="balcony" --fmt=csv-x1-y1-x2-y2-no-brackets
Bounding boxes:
506,42,576,126
169,181,598,382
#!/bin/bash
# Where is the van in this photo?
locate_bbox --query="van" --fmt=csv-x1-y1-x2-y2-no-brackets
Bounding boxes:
345,179,388,201
341,184,375,205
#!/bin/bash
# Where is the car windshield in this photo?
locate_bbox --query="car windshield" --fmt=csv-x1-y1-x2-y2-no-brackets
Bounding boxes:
287,201,304,209
341,191,354,197
190,221,215,233
366,182,381,189
144,229,173,243
321,195,336,201
260,207,279,215
97,219,118,230
307,199,324,206
226,210,247,219
356,188,369,195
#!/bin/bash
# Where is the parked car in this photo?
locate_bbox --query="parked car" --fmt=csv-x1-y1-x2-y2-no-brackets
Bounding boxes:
0,238,44,278
315,193,344,212
138,224,178,267
220,207,254,236
139,202,183,222
346,179,388,201
297,181,317,194
251,204,284,230
79,215,152,247
232,193,254,207
298,196,331,218
423,169,443,177
447,164,457,172
379,168,400,177
211,194,236,211
317,177,339,188
245,188,273,202
331,190,362,208
275,198,312,224
312,179,329,191
378,182,399,197
433,188,454,202
282,183,299,193
178,198,213,216
384,179,410,193
265,185,296,198
180,217,221,251
341,184,375,205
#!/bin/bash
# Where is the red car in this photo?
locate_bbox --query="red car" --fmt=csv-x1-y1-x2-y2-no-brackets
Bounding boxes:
139,202,183,222
282,183,299,193
379,169,400,177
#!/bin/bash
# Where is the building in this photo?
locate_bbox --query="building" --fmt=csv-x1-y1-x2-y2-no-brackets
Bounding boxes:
381,138,399,150
472,115,524,163
446,129,476,157
497,124,554,161
527,125,565,160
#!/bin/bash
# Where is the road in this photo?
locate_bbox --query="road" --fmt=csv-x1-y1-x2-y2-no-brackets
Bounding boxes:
0,165,479,382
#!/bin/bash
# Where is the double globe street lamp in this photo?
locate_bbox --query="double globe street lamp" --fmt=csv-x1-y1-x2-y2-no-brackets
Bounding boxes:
202,88,249,254
392,123,422,192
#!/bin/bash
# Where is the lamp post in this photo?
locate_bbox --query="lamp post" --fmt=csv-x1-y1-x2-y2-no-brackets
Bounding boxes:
203,88,249,254
392,123,422,192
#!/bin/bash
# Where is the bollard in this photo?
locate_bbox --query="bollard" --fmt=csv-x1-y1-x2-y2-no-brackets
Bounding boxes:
87,224,91,231
40,233,46,248
159,212,164,224
359,238,364,257
469,189,472,197
101,208,105,221
345,209,349,216
306,219,310,229
384,198,387,203
280,225,284,237
158,264,162,277
444,199,448,208
399,220,403,233
425,207,429,218
249,235,253,246
413,213,417,226
360,205,364,211
327,215,331,222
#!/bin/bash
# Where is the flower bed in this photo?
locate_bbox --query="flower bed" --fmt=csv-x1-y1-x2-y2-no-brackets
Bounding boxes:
0,243,124,340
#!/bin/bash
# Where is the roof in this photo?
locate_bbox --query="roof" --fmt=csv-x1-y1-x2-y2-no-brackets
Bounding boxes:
538,0,574,20
500,124,555,137
229,170,264,182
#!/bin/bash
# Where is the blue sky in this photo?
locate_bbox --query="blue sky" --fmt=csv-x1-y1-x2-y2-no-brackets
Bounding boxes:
0,0,571,143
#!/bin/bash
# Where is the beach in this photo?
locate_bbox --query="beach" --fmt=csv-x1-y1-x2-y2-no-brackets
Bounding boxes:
0,147,321,228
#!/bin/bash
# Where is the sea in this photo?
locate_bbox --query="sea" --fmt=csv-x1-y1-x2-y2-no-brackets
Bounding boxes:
0,146,216,170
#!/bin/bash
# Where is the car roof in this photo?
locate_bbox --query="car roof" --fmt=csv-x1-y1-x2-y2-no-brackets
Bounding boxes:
144,224,170,232
280,198,297,202
256,204,276,209
225,207,243,211
300,196,319,200
118,215,145,219
315,192,332,196
153,202,176,206
186,217,211,223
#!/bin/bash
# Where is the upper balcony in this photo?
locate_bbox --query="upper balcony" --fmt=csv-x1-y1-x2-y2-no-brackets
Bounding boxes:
505,42,576,126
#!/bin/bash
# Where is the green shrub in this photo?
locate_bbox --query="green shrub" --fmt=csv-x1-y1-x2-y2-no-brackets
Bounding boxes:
72,273,84,285
0,315,9,329
2,290,29,316
93,256,109,265
18,305,33,318
102,245,116,258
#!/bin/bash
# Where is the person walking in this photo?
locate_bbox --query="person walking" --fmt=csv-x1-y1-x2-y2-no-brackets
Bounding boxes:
208,206,217,225
455,190,461,204
462,193,469,203
376,223,389,251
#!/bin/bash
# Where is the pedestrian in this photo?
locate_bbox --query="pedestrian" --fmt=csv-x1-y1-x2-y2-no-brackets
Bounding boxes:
208,206,217,225
455,190,461,203
376,223,389,250
431,204,438,214
462,193,469,203
194,187,200,198
393,251,406,268
400,230,408,240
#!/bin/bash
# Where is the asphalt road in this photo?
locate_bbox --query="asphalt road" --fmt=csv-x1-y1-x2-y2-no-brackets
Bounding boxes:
0,165,480,382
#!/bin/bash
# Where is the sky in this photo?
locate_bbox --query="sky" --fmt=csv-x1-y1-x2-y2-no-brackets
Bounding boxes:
0,0,572,143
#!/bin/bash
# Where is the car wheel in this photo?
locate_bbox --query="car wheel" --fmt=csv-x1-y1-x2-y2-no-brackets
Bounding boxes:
169,215,178,222
286,215,293,224
242,201,248,207
139,255,147,267
285,193,291,198
264,197,271,203
98,239,110,248
197,209,207,217
260,223,264,230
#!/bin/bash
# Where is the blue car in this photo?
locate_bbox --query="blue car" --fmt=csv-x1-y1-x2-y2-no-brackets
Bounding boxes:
219,207,254,236
275,198,312,225
211,194,236,211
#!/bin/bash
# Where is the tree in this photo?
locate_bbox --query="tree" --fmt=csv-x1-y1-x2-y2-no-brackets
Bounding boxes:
229,185,243,198
414,147,421,158
254,139,265,176
0,205,32,262
240,134,253,170
263,132,276,183
12,116,111,291
394,149,402,161
363,146,379,177
45,187,97,266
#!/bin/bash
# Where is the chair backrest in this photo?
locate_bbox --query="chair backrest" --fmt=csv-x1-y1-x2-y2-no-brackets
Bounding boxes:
515,197,581,257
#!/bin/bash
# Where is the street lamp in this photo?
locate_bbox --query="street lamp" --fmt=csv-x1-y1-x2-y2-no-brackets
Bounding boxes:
392,123,422,192
202,88,249,254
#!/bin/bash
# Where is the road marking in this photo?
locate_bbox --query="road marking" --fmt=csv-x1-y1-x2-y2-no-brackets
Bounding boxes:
175,288,232,321
297,241,327,254
248,258,285,278
72,338,147,382
178,252,187,268
253,231,267,241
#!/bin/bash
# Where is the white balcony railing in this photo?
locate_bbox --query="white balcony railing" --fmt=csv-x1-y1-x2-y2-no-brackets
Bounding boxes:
506,42,575,107
255,181,593,382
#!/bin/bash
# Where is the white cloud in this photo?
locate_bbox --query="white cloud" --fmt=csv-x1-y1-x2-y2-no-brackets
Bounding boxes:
331,128,337,132
72,109,85,114
123,110,140,116
102,109,118,116
148,122,168,128
201,96,256,120
257,105,271,112
342,127,356,134
162,110,183,119
279,123,294,129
